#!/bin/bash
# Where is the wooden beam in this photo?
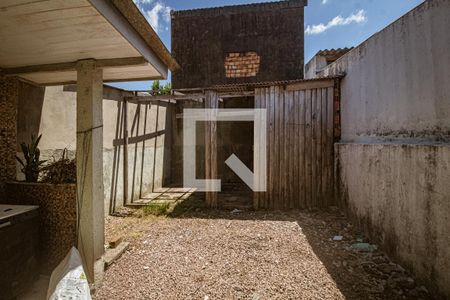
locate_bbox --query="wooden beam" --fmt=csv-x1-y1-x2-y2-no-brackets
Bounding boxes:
219,91,255,98
3,57,147,76
205,90,219,208
124,91,255,102
123,98,129,206
125,93,205,102
285,79,335,91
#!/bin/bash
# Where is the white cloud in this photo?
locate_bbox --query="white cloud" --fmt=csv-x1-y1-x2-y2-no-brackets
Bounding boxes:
321,0,329,4
305,9,367,35
133,0,154,5
133,0,171,33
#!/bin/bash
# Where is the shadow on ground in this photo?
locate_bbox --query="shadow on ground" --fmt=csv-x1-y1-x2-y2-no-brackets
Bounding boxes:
119,192,436,300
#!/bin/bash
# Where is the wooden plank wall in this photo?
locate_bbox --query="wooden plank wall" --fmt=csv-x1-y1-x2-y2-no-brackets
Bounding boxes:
254,79,338,209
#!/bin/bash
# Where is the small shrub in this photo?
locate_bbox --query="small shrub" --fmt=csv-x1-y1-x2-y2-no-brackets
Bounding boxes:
16,134,46,182
41,149,76,184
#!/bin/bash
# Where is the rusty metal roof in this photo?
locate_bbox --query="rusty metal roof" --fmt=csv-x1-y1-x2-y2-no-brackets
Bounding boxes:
316,48,353,58
174,76,343,93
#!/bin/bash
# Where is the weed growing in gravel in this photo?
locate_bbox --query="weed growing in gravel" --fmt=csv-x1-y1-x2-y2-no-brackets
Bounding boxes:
140,203,171,217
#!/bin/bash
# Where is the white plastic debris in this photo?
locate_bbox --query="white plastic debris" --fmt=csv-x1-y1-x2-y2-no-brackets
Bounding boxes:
333,235,343,241
46,247,92,300
230,209,242,214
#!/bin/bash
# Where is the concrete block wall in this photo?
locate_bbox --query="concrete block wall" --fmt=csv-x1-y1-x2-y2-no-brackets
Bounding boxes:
0,77,19,200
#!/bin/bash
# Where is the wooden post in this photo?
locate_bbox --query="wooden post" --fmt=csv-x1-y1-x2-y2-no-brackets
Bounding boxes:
205,90,218,208
76,59,104,283
123,97,129,205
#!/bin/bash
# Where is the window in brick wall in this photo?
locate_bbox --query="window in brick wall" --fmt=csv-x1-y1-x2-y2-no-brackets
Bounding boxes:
224,52,260,78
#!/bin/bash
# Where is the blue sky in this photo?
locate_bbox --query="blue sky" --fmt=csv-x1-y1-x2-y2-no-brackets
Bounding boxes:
110,0,423,90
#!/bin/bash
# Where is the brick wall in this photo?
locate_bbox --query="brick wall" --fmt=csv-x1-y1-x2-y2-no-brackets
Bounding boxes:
0,77,19,199
225,52,261,78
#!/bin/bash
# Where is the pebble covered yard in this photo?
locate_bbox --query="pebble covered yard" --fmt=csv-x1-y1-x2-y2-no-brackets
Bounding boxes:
94,207,433,300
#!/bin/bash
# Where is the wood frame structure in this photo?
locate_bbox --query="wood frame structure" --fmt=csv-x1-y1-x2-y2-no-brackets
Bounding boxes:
127,77,342,209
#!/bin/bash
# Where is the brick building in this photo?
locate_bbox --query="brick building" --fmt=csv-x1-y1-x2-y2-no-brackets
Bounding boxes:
171,0,308,89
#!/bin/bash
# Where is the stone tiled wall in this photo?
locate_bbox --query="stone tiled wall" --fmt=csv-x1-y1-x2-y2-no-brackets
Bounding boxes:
225,52,261,78
0,77,19,200
5,182,77,274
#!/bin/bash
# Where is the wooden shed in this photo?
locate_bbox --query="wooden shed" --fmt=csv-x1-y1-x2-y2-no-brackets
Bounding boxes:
129,77,342,210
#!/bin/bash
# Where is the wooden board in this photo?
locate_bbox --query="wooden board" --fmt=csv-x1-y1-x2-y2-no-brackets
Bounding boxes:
254,79,338,209
205,91,218,208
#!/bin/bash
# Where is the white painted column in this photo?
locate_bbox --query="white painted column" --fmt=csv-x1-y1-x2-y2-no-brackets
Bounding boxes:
76,59,104,283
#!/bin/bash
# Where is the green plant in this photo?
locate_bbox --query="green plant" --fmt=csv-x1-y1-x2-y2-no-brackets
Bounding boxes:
151,80,171,96
140,202,171,216
41,149,76,184
16,134,46,182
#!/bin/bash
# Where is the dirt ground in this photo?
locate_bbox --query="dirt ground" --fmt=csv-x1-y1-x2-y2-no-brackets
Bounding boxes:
94,204,434,300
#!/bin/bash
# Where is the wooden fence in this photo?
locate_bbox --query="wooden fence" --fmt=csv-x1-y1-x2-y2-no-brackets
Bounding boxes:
203,78,341,209
254,78,340,209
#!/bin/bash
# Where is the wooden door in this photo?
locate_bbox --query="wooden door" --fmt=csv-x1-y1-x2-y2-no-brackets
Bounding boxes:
254,78,340,209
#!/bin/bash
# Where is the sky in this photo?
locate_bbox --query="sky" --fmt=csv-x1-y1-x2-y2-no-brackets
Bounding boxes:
110,0,423,90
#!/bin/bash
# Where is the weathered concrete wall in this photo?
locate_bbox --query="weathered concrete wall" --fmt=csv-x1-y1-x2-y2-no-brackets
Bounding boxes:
0,77,19,200
171,0,307,89
319,0,450,143
304,55,327,80
17,85,172,214
336,143,450,298
319,1,450,297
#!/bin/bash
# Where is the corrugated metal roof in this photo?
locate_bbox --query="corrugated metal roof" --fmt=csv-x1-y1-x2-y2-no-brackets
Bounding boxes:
174,76,343,93
316,48,353,58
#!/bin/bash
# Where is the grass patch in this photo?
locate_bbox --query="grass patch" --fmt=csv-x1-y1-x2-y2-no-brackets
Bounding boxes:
139,202,171,217
169,196,205,217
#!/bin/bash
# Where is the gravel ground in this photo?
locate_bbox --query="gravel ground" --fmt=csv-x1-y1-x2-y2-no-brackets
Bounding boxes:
94,208,434,300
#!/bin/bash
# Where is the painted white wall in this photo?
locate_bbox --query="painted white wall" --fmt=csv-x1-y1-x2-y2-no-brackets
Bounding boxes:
319,0,450,143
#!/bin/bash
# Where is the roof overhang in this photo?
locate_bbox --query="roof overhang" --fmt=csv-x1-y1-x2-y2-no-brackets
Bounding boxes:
0,0,178,85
